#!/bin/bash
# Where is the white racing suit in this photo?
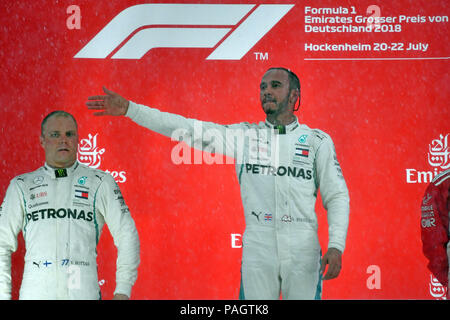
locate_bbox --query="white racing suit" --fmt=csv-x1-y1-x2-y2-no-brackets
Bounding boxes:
0,162,140,299
126,102,349,299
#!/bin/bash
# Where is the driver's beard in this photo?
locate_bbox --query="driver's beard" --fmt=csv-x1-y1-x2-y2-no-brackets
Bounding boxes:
263,96,289,116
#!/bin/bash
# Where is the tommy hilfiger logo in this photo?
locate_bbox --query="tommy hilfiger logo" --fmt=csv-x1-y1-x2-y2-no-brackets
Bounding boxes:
295,147,309,158
75,190,89,200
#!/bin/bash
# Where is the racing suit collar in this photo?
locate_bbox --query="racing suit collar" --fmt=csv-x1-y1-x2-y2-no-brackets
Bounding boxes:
43,161,80,179
265,116,299,134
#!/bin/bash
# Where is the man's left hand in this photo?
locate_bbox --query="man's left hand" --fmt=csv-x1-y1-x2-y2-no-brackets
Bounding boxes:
112,294,129,300
320,248,342,280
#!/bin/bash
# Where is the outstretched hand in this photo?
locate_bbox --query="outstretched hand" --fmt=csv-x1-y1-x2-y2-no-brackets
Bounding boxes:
86,86,129,116
320,248,342,280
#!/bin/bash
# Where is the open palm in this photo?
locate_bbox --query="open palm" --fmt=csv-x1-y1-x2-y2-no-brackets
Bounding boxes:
86,87,129,116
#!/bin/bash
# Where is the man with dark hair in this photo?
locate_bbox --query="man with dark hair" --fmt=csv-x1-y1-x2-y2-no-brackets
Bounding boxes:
266,67,301,111
86,67,349,299
0,111,140,300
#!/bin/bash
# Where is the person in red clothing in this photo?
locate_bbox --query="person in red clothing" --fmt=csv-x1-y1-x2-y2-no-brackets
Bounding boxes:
421,169,450,299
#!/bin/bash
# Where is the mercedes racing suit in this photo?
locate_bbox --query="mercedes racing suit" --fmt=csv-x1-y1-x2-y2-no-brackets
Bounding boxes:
126,101,349,299
421,169,450,299
0,161,140,299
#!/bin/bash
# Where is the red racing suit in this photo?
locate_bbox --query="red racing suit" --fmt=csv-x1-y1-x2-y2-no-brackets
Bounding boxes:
421,169,450,298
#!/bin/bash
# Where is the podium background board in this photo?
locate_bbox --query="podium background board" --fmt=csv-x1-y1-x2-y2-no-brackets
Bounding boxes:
0,0,448,299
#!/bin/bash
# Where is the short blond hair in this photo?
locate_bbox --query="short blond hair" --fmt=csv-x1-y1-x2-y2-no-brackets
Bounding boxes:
41,111,78,135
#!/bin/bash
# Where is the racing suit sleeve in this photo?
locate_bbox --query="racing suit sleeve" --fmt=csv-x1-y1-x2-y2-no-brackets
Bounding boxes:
314,136,350,253
125,101,247,160
0,179,25,300
420,181,449,287
95,174,140,298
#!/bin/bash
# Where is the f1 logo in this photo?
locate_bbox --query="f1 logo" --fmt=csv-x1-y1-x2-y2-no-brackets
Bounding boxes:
74,3,294,60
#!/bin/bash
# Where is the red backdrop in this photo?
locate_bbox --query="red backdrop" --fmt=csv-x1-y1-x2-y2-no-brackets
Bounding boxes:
0,0,448,299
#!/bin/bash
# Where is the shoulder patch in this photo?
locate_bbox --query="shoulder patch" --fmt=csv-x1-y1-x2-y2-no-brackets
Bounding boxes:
311,129,328,141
